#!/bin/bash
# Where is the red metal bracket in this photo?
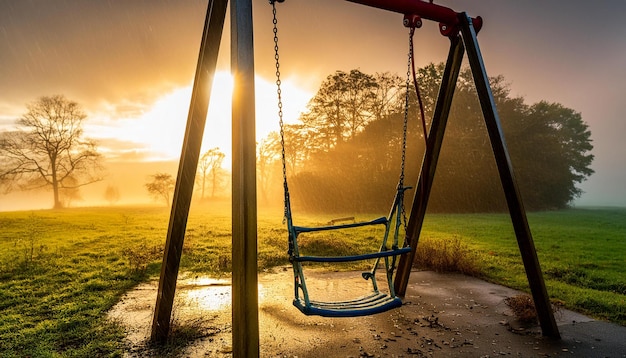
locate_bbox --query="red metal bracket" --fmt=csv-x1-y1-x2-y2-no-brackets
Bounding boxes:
403,14,423,29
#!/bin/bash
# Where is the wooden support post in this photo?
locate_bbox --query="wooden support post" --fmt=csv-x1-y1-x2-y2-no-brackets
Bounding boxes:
150,0,228,342
459,13,560,339
231,0,260,356
395,36,464,296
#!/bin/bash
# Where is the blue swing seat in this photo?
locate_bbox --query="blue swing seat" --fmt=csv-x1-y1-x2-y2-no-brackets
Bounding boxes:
287,204,411,317
291,216,412,263
284,186,413,318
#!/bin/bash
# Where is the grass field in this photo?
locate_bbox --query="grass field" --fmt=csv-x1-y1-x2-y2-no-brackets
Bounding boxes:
0,204,624,356
421,208,626,324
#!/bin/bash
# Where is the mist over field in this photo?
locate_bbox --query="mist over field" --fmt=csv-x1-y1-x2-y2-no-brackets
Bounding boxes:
0,161,178,211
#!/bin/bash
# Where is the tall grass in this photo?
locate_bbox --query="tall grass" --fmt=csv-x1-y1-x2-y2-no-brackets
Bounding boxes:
0,205,624,356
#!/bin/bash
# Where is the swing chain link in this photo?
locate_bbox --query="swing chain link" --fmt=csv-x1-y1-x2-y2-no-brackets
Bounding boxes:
400,28,414,189
400,26,416,232
272,1,289,222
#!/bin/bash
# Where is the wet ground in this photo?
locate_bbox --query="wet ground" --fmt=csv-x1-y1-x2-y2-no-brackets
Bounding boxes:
108,268,626,357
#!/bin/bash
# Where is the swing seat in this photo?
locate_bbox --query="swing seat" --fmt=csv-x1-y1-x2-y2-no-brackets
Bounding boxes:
294,246,412,263
291,215,411,262
287,203,411,318
293,292,403,317
292,216,388,234
271,0,421,318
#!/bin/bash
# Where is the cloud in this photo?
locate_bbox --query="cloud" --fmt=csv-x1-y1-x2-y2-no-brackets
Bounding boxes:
0,0,208,110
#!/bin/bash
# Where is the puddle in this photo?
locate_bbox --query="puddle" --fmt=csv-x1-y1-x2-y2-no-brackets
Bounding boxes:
178,277,232,312
107,275,236,357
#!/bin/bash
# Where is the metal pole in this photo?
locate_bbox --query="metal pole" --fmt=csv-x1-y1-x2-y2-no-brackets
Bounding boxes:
231,0,260,356
458,13,560,339
345,0,458,24
151,0,228,342
394,36,464,296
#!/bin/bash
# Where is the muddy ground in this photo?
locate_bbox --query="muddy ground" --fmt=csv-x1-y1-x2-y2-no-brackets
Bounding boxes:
108,268,626,357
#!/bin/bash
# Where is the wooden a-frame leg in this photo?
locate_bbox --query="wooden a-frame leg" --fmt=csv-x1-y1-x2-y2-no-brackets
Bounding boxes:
151,0,229,343
459,13,560,339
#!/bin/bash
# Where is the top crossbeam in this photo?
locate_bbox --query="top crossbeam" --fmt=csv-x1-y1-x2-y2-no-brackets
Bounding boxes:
273,0,479,29
346,0,482,36
347,0,458,24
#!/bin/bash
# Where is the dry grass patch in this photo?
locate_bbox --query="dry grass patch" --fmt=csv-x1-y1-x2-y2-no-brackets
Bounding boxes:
504,294,563,324
413,236,482,276
504,294,538,323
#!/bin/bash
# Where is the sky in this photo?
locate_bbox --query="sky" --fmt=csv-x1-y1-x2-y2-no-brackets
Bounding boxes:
0,0,625,209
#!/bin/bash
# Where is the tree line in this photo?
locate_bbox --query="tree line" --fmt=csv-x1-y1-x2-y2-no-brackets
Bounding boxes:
0,95,229,208
257,65,594,213
1,64,594,212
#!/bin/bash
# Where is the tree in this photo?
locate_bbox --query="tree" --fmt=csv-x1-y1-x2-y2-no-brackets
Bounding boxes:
257,136,280,205
285,66,594,213
0,95,102,208
300,69,380,150
197,147,225,200
421,66,595,211
506,101,594,208
59,176,83,208
145,173,175,206
287,70,414,213
370,72,406,121
104,184,121,205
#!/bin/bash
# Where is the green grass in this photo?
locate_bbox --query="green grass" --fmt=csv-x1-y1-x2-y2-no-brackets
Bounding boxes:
0,207,170,357
0,203,292,357
420,207,626,324
0,205,624,356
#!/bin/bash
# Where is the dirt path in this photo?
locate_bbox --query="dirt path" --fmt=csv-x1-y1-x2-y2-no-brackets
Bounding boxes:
108,268,626,357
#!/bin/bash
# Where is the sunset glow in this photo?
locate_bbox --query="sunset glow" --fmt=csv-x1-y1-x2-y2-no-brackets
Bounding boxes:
86,72,312,165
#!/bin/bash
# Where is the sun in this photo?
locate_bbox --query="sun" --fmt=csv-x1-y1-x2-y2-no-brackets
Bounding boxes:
136,72,235,162
89,71,312,165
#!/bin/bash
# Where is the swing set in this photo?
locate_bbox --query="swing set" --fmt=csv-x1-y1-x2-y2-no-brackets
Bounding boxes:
151,0,561,354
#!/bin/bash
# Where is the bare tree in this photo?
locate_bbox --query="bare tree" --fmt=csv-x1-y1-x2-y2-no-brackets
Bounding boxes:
0,95,102,208
145,173,174,206
197,147,225,200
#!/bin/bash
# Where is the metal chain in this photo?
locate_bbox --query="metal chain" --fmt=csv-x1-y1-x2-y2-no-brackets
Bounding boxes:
272,1,289,220
400,28,414,190
399,27,416,231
